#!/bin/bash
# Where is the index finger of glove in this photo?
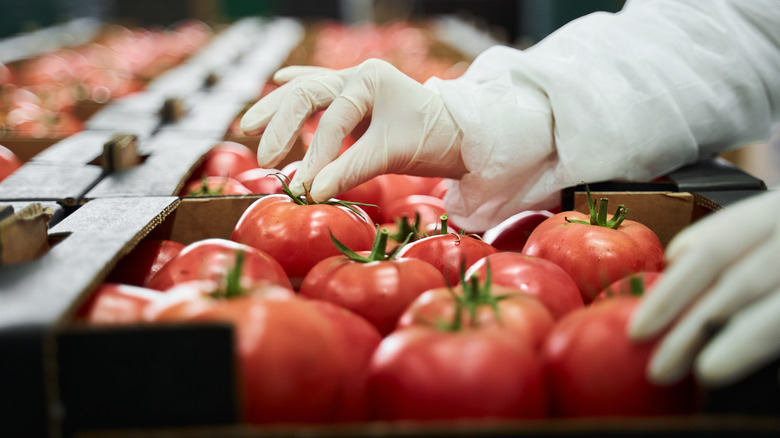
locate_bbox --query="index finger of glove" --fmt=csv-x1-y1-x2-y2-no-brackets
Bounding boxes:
255,73,348,168
273,65,335,84
289,76,375,198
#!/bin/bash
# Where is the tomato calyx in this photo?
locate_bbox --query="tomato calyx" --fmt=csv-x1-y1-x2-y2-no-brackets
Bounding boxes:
604,274,646,299
187,174,225,196
330,227,411,263
565,183,629,229
440,262,510,332
274,174,378,222
209,250,246,299
387,212,424,245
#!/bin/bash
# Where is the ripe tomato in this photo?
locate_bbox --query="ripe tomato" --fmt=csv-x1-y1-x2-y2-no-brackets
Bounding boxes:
0,145,22,182
306,299,382,421
481,209,554,252
368,326,547,421
235,168,284,194
542,296,698,417
333,176,383,225
106,239,185,287
299,229,447,335
147,281,377,424
375,174,425,209
231,194,376,286
397,278,555,351
145,238,291,291
465,252,583,320
396,215,499,286
77,283,165,325
381,194,450,233
180,176,252,196
523,187,664,303
192,141,257,179
593,271,663,302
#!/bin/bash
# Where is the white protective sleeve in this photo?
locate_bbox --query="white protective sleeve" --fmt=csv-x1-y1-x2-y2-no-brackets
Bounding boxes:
427,0,780,232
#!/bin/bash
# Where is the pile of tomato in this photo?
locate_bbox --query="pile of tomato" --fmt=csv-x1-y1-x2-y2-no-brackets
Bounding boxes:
75,144,701,424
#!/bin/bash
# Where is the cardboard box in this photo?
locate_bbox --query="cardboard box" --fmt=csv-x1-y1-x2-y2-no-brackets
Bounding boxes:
3,190,780,437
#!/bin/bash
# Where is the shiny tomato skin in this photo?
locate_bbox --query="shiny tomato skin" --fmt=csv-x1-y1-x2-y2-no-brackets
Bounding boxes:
145,238,291,291
78,283,165,325
231,195,376,286
466,252,583,320
382,194,449,232
397,284,555,352
194,141,257,179
482,210,554,252
333,176,383,225
368,326,547,421
542,297,697,417
593,271,663,302
396,234,499,286
523,211,665,303
299,253,447,335
106,239,185,287
306,299,382,421
235,168,284,194
147,286,355,424
0,145,22,182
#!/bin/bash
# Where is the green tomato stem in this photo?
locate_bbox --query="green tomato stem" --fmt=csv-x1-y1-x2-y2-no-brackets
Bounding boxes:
565,182,630,229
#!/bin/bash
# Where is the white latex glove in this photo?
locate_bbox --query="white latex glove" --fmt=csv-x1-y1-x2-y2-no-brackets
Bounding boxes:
240,58,466,202
629,189,780,388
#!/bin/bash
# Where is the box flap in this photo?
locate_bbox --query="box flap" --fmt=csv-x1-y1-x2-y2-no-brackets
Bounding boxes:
85,133,221,198
31,131,117,165
0,197,178,329
0,162,104,205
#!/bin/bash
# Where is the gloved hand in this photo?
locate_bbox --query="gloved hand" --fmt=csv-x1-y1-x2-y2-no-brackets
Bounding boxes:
240,58,467,202
628,188,780,388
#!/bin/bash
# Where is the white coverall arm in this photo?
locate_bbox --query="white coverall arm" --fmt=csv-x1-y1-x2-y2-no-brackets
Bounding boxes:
430,0,780,231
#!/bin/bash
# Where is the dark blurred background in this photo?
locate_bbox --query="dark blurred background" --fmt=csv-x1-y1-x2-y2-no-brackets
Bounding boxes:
0,0,624,47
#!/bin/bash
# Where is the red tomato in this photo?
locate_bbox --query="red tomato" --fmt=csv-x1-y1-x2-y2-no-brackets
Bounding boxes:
147,282,367,424
542,296,698,417
396,216,499,286
235,168,284,194
382,194,449,232
193,141,257,179
523,189,664,303
375,174,425,209
181,176,252,196
299,230,447,335
428,178,449,199
0,145,22,182
593,271,663,302
306,299,382,421
106,239,185,287
230,194,376,286
145,238,291,291
397,282,555,351
481,209,554,252
466,253,583,320
333,176,383,225
77,283,165,325
368,326,547,421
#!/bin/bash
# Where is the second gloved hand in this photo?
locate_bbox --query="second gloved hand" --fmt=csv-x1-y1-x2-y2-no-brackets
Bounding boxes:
240,59,467,202
629,188,780,388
